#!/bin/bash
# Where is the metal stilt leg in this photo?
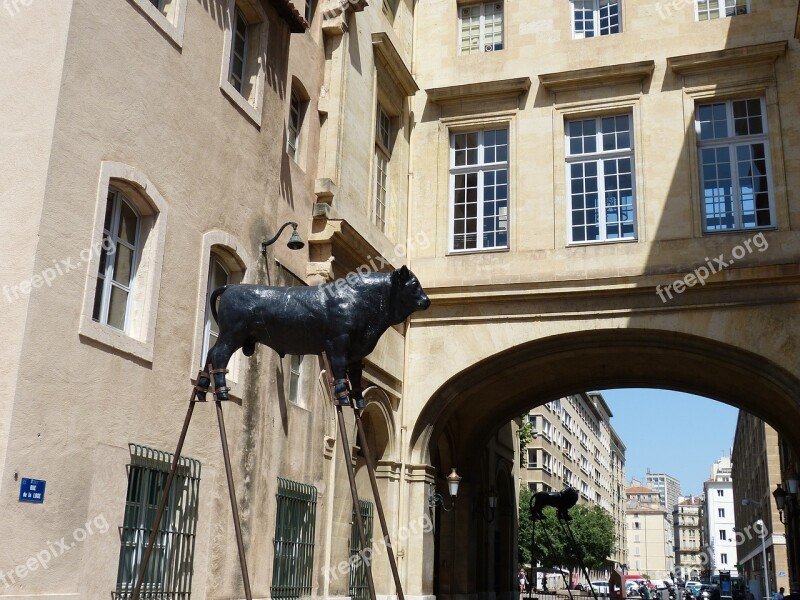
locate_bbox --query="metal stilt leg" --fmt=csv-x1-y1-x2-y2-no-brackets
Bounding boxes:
336,405,379,600
216,398,253,600
131,366,252,600
131,375,201,600
353,409,406,600
321,352,378,600
534,518,574,600
558,518,599,600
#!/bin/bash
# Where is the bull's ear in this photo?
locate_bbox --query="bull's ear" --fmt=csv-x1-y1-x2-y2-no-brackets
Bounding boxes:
399,265,409,280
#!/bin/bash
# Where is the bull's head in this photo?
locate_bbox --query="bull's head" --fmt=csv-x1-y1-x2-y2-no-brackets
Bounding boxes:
392,266,430,322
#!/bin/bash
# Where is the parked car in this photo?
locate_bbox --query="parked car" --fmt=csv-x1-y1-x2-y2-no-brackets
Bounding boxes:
698,584,720,600
686,581,703,597
592,581,611,596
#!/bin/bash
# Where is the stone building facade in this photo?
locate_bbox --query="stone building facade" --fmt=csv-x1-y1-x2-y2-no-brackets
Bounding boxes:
521,392,627,569
674,496,704,581
732,413,789,597
3,0,800,598
626,486,674,579
703,457,737,578
0,0,432,597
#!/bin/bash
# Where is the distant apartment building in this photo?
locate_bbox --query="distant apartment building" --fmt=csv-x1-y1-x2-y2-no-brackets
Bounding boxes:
522,392,627,567
674,496,704,580
646,471,681,564
703,457,738,577
626,485,674,578
647,472,682,519
732,412,789,598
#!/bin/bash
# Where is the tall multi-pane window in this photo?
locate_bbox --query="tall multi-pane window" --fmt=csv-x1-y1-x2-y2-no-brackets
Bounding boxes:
287,92,304,161
201,255,230,366
373,104,392,232
271,478,318,600
566,114,636,243
229,7,249,92
93,188,140,332
288,355,304,404
458,2,504,55
696,98,773,232
527,448,537,468
571,0,621,38
349,500,374,600
382,0,399,22
696,0,748,20
115,444,201,599
450,127,508,251
304,0,315,23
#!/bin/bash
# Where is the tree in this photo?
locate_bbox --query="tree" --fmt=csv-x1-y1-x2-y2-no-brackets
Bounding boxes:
518,418,534,467
517,487,615,573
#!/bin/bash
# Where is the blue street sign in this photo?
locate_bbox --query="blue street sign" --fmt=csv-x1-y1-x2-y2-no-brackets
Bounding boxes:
19,478,46,504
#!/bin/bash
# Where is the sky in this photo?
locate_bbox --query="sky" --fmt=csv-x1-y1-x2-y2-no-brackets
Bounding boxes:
599,388,740,497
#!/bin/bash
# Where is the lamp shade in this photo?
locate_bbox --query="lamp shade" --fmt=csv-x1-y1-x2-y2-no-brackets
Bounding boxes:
287,228,305,250
488,487,498,509
447,468,462,498
786,468,799,495
773,484,788,510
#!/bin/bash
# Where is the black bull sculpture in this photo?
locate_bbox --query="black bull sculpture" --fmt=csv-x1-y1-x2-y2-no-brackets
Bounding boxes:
529,486,579,520
197,266,431,406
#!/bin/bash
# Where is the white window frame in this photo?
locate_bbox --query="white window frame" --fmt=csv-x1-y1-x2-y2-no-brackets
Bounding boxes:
527,448,537,469
288,91,304,161
449,127,510,252
458,1,504,55
129,0,187,46
93,189,141,333
79,163,168,364
201,255,231,366
696,97,774,232
566,113,637,244
229,7,249,93
373,104,392,233
289,354,304,405
695,0,749,20
220,0,267,126
191,232,251,397
570,0,621,39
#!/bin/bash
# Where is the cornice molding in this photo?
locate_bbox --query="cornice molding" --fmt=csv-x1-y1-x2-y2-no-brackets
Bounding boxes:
539,61,654,92
372,32,418,97
426,76,531,104
321,0,368,35
667,41,788,75
266,0,307,33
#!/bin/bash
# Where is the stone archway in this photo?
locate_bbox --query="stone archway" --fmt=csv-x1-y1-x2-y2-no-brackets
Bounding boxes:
401,327,800,600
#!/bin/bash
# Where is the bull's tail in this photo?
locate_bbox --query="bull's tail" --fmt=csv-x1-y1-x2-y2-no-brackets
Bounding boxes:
209,285,228,323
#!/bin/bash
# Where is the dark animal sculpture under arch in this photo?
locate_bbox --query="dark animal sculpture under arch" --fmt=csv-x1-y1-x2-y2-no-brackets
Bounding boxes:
529,486,579,521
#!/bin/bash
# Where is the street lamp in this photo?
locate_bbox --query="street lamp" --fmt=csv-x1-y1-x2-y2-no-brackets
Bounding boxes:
741,499,771,600
475,486,499,522
772,485,788,524
755,517,771,600
261,221,305,255
429,467,462,512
